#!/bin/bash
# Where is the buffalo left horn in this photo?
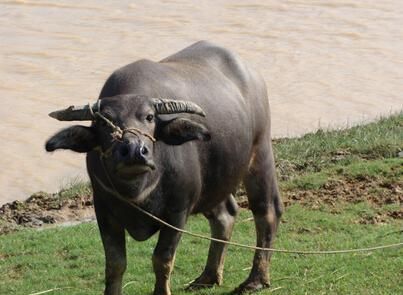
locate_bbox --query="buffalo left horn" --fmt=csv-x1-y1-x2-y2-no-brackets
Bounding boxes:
153,99,206,117
48,101,100,121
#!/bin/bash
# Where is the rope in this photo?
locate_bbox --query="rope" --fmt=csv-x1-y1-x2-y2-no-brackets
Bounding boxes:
129,202,403,255
123,127,156,142
96,158,403,255
89,102,156,159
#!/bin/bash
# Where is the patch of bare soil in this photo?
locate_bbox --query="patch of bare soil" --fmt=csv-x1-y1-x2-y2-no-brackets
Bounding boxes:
236,177,402,223
283,178,402,206
0,192,94,235
283,178,403,206
282,177,402,223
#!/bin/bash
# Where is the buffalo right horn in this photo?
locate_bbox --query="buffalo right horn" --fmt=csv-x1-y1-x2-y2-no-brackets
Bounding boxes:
49,101,100,121
153,99,206,117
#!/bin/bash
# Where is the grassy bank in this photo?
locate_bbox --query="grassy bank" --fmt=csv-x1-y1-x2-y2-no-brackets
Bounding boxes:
1,205,402,295
1,113,402,295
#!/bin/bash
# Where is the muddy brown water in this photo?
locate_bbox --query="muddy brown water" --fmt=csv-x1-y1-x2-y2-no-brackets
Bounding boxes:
1,0,402,205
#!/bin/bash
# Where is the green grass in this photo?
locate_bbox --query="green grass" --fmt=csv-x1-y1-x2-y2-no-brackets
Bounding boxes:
56,179,92,201
0,206,402,295
274,111,403,180
1,112,402,295
275,112,403,208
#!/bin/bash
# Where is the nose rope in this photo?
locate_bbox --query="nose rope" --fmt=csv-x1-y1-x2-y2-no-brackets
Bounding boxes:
89,102,156,158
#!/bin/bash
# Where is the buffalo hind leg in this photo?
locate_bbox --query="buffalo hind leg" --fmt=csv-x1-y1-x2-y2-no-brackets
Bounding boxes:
188,195,238,289
233,138,283,294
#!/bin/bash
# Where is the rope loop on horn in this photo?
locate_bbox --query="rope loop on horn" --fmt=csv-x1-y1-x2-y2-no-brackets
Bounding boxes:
88,100,101,119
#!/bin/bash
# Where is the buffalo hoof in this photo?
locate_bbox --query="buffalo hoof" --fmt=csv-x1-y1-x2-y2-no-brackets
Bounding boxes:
231,278,270,294
153,289,171,295
186,271,221,290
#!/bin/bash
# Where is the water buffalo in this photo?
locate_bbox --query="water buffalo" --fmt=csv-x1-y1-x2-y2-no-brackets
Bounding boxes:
45,41,283,295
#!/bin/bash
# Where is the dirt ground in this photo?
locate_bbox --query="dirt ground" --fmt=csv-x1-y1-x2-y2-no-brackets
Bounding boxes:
1,176,402,234
237,176,402,224
0,191,94,235
282,178,402,224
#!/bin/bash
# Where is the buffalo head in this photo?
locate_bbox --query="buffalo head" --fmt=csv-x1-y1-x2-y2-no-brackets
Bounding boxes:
46,94,210,198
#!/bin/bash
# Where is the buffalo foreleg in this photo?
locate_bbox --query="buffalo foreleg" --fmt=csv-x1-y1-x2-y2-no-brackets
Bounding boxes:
152,212,187,295
188,195,238,289
95,196,127,295
233,138,283,294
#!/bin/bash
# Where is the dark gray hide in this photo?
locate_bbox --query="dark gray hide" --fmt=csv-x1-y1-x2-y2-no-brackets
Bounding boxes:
46,41,283,295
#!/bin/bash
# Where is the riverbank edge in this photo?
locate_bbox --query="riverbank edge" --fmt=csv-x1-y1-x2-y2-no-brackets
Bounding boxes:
1,111,402,234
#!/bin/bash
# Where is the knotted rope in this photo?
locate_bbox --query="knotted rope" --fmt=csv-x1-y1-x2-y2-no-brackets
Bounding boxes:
89,101,156,158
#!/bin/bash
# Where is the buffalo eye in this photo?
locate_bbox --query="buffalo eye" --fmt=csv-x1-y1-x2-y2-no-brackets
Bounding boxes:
146,114,154,122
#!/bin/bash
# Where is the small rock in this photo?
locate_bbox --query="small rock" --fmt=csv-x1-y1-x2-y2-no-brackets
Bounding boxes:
40,215,56,224
31,218,44,227
84,200,93,206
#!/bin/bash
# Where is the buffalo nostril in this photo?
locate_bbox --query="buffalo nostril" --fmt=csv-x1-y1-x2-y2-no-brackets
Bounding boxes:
140,145,148,156
120,145,130,158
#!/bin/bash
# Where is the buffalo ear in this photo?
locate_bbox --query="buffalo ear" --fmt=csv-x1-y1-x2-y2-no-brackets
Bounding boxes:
45,125,97,153
156,118,211,145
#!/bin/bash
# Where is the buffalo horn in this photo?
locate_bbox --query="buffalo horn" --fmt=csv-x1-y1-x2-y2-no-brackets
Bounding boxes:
48,102,99,121
153,99,206,117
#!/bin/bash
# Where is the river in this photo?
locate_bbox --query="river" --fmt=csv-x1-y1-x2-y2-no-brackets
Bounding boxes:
1,0,402,204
